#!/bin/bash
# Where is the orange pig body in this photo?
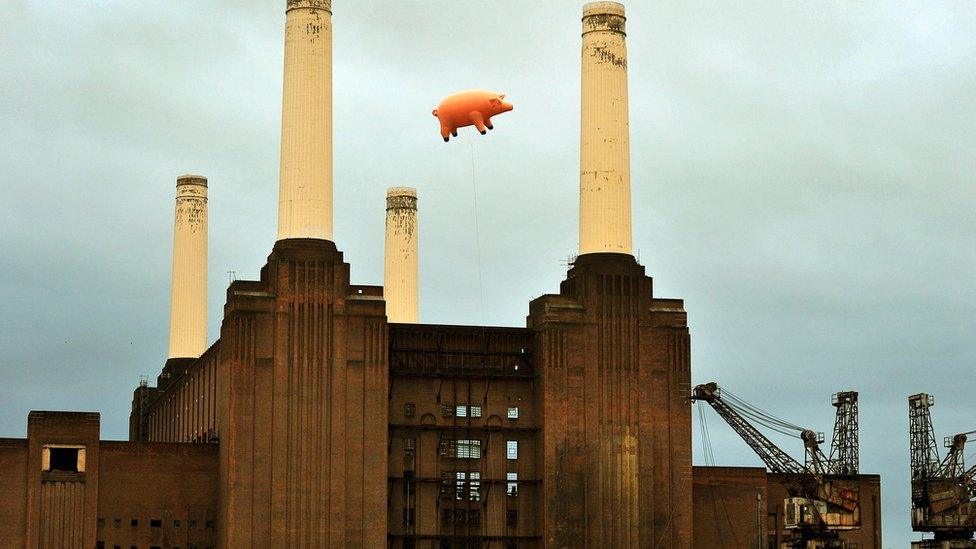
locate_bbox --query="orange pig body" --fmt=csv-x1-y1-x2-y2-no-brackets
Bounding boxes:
432,90,514,142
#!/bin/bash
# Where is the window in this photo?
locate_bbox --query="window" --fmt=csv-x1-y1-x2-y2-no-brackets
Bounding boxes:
131,519,139,527
189,520,197,528
96,542,104,549
507,472,518,497
97,518,105,528
508,406,519,419
404,402,416,417
469,471,481,501
205,520,214,529
454,471,481,501
440,471,453,495
439,440,456,457
441,508,452,526
402,508,415,526
404,437,416,451
507,440,519,460
151,519,162,528
456,439,482,459
114,519,122,528
468,509,481,526
455,509,467,525
46,447,81,473
507,509,518,526
441,405,454,418
455,404,483,418
173,520,181,528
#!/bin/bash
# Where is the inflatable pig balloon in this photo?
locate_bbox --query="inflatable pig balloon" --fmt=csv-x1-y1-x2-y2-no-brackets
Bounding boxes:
432,90,514,142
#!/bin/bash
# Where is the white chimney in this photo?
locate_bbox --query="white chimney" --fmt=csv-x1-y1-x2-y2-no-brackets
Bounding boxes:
384,187,419,323
168,175,208,359
579,1,633,256
277,0,333,241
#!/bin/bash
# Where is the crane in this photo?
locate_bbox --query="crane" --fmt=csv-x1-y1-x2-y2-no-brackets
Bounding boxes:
908,393,976,548
692,382,861,549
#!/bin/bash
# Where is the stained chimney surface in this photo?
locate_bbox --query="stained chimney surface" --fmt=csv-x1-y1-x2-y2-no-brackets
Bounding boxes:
579,1,633,256
277,0,333,241
384,187,419,323
168,175,208,359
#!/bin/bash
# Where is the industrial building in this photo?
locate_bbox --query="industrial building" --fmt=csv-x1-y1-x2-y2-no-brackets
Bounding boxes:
0,1,881,547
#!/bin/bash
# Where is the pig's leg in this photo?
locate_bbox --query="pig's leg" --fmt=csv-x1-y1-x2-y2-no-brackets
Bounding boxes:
441,123,452,142
485,117,494,131
469,112,488,135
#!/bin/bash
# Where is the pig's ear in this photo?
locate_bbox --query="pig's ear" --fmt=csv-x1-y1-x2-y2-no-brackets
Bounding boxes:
499,94,506,100
489,98,500,105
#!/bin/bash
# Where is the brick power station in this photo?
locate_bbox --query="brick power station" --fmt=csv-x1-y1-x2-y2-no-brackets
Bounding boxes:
0,1,882,548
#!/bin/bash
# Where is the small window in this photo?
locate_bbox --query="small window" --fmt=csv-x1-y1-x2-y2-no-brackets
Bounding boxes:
456,405,467,418
206,520,214,529
507,509,518,526
507,472,519,497
151,546,162,549
470,405,482,418
468,509,481,526
507,440,519,460
456,439,482,459
404,402,416,417
48,447,80,473
441,508,452,526
508,406,519,419
174,520,181,528
189,520,197,528
97,518,105,528
404,437,416,450
404,539,415,549
441,405,454,418
150,519,162,528
440,470,452,495
454,472,467,500
439,440,456,457
131,519,139,527
96,542,105,549
469,471,481,501
114,519,122,528
402,507,415,526
455,509,467,525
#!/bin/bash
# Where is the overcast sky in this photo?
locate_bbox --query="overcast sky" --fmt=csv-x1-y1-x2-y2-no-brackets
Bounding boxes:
1,1,973,546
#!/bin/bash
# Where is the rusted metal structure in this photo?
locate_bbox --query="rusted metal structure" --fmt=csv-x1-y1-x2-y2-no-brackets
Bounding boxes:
692,382,862,548
908,393,976,548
